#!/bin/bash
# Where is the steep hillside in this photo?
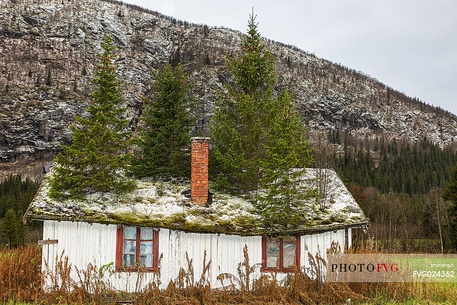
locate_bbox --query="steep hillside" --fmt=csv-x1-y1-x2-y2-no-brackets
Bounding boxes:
1,0,457,179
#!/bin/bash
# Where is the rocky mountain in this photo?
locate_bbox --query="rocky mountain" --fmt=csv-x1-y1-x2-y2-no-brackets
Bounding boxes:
1,0,457,180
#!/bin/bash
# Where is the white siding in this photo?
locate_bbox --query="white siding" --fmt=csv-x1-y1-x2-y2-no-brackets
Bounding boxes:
300,229,347,280
159,230,261,289
42,220,117,290
42,220,350,292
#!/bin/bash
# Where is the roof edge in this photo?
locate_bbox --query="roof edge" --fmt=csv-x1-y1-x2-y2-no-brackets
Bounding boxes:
26,214,368,237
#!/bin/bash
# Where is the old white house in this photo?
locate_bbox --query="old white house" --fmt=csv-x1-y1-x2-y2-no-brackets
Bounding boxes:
25,138,368,292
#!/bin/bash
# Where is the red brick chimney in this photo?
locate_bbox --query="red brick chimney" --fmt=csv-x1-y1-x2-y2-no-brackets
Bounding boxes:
191,137,210,205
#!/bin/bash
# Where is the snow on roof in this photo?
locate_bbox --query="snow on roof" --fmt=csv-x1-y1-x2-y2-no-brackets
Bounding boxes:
24,168,368,236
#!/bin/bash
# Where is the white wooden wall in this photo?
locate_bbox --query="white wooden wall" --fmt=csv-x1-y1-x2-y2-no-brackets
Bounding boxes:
41,220,117,290
300,229,349,281
42,220,349,292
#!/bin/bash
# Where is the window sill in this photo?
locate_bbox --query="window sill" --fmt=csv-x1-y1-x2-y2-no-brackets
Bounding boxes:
115,267,159,273
261,267,298,273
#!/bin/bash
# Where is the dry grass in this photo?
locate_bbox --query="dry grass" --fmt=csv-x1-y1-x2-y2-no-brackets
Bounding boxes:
0,244,42,303
0,244,456,304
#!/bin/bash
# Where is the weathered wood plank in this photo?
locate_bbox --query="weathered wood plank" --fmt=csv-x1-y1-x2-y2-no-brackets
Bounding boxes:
38,239,58,245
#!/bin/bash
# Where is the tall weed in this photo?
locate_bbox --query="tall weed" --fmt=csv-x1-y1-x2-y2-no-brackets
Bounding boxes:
1,244,456,304
0,244,42,303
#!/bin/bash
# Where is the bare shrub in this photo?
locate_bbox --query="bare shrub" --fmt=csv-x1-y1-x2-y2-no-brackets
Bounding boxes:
2,243,457,304
0,244,42,303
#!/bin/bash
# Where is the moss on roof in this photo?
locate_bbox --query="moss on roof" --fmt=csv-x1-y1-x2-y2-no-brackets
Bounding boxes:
24,169,368,236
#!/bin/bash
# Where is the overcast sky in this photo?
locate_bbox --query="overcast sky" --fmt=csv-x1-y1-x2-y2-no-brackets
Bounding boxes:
124,0,457,115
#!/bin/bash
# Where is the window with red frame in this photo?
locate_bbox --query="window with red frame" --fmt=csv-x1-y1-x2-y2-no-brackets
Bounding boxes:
116,226,159,271
262,236,300,272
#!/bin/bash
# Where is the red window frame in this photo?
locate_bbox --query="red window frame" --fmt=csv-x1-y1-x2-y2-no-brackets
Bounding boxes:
116,226,159,272
261,235,301,272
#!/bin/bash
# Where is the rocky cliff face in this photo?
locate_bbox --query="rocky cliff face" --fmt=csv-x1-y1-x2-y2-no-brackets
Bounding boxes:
1,0,457,180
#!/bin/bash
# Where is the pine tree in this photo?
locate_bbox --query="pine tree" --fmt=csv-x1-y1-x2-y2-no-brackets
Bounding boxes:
1,208,24,247
211,12,277,193
131,64,193,178
0,174,38,218
50,36,135,199
211,13,314,231
443,164,457,250
256,92,314,231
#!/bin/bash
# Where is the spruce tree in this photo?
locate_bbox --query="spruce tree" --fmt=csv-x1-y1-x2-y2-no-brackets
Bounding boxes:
211,12,277,193
131,64,193,178
257,92,314,231
1,208,24,247
0,174,37,217
211,13,314,231
443,164,457,250
50,35,135,199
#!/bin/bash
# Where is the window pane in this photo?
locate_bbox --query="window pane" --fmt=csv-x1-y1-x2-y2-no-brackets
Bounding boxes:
140,241,153,254
283,239,296,268
123,254,136,267
140,227,153,240
266,238,280,268
140,241,153,268
124,240,136,254
124,226,136,239
140,254,153,267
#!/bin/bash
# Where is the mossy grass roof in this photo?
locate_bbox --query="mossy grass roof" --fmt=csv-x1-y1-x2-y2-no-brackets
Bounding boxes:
24,168,368,236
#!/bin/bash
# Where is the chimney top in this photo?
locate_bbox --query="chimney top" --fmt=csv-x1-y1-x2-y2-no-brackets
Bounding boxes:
191,137,210,205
